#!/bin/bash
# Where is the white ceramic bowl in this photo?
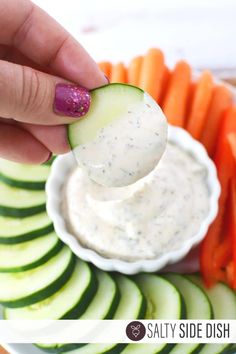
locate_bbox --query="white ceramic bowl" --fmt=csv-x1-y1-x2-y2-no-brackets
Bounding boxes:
46,125,220,274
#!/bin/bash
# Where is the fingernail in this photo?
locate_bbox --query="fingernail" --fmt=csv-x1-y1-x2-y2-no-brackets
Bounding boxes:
54,84,91,118
43,151,52,164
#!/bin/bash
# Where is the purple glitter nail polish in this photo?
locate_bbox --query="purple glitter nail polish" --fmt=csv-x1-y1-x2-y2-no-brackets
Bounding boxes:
54,84,91,118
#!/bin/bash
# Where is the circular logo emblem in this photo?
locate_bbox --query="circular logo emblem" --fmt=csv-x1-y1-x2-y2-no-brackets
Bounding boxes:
126,321,146,341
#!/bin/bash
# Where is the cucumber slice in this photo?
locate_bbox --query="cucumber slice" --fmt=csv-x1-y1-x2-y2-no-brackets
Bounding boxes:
0,158,50,190
188,275,236,354
68,84,144,148
0,232,62,272
199,344,232,354
0,246,75,308
114,274,146,320
0,212,54,244
136,274,185,320
220,344,236,354
38,269,120,353
0,181,46,217
68,83,167,187
5,260,97,320
164,274,213,354
65,275,146,354
121,274,185,354
188,275,236,319
80,269,120,320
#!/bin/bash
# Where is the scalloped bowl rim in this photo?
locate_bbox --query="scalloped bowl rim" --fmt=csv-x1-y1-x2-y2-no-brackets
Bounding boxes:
46,124,220,274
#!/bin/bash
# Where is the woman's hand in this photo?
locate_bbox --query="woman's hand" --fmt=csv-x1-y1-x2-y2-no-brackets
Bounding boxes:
0,0,107,164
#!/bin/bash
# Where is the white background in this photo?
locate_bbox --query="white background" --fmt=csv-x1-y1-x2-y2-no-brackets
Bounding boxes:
32,0,236,77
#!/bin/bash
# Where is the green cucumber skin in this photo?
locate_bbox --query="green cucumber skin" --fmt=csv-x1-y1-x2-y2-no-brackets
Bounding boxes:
42,275,122,353
0,203,46,218
0,239,63,273
0,223,54,244
220,345,236,354
0,173,46,190
61,266,98,320
0,253,76,308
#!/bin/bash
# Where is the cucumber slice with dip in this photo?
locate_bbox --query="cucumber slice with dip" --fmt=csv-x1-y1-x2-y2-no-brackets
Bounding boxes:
68,83,167,187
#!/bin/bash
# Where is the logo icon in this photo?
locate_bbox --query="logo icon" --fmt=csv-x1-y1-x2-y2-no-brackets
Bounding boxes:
126,321,146,341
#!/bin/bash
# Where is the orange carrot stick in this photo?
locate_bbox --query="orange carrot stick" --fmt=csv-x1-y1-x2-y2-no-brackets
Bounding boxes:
98,61,112,80
200,85,232,156
186,71,214,140
185,82,196,126
127,56,143,86
162,61,191,127
139,48,165,102
229,178,236,289
200,107,236,287
110,62,127,83
159,66,171,107
228,133,236,162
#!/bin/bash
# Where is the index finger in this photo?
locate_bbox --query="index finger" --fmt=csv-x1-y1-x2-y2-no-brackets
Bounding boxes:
0,0,107,89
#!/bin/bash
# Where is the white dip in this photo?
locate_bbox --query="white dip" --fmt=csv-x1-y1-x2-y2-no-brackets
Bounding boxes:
63,142,209,261
74,94,167,187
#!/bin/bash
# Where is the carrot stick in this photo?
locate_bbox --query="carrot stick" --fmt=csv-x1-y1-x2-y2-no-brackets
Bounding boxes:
139,48,165,102
185,82,196,126
228,178,236,289
98,61,112,80
200,85,232,156
110,62,127,83
159,66,171,106
162,61,191,127
127,56,143,86
186,71,214,140
200,107,236,287
228,133,236,162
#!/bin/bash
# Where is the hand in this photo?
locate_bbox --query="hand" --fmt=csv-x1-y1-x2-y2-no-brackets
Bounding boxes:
0,0,107,164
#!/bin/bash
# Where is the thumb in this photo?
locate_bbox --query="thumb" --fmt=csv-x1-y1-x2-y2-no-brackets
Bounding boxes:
0,60,92,125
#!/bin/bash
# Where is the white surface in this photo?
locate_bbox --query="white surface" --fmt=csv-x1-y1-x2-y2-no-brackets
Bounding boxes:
32,0,236,76
46,125,220,274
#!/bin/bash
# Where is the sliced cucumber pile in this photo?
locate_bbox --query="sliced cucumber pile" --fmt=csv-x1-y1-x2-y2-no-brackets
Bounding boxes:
120,274,184,354
5,260,97,320
0,158,50,190
0,246,75,308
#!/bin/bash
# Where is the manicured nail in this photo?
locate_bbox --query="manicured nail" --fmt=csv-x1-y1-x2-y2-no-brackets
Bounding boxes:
54,84,91,118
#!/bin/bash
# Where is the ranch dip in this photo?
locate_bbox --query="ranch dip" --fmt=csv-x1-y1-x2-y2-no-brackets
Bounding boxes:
73,94,167,187
63,142,209,261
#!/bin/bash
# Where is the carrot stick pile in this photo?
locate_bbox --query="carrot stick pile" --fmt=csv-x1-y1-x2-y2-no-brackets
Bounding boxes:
98,48,236,289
